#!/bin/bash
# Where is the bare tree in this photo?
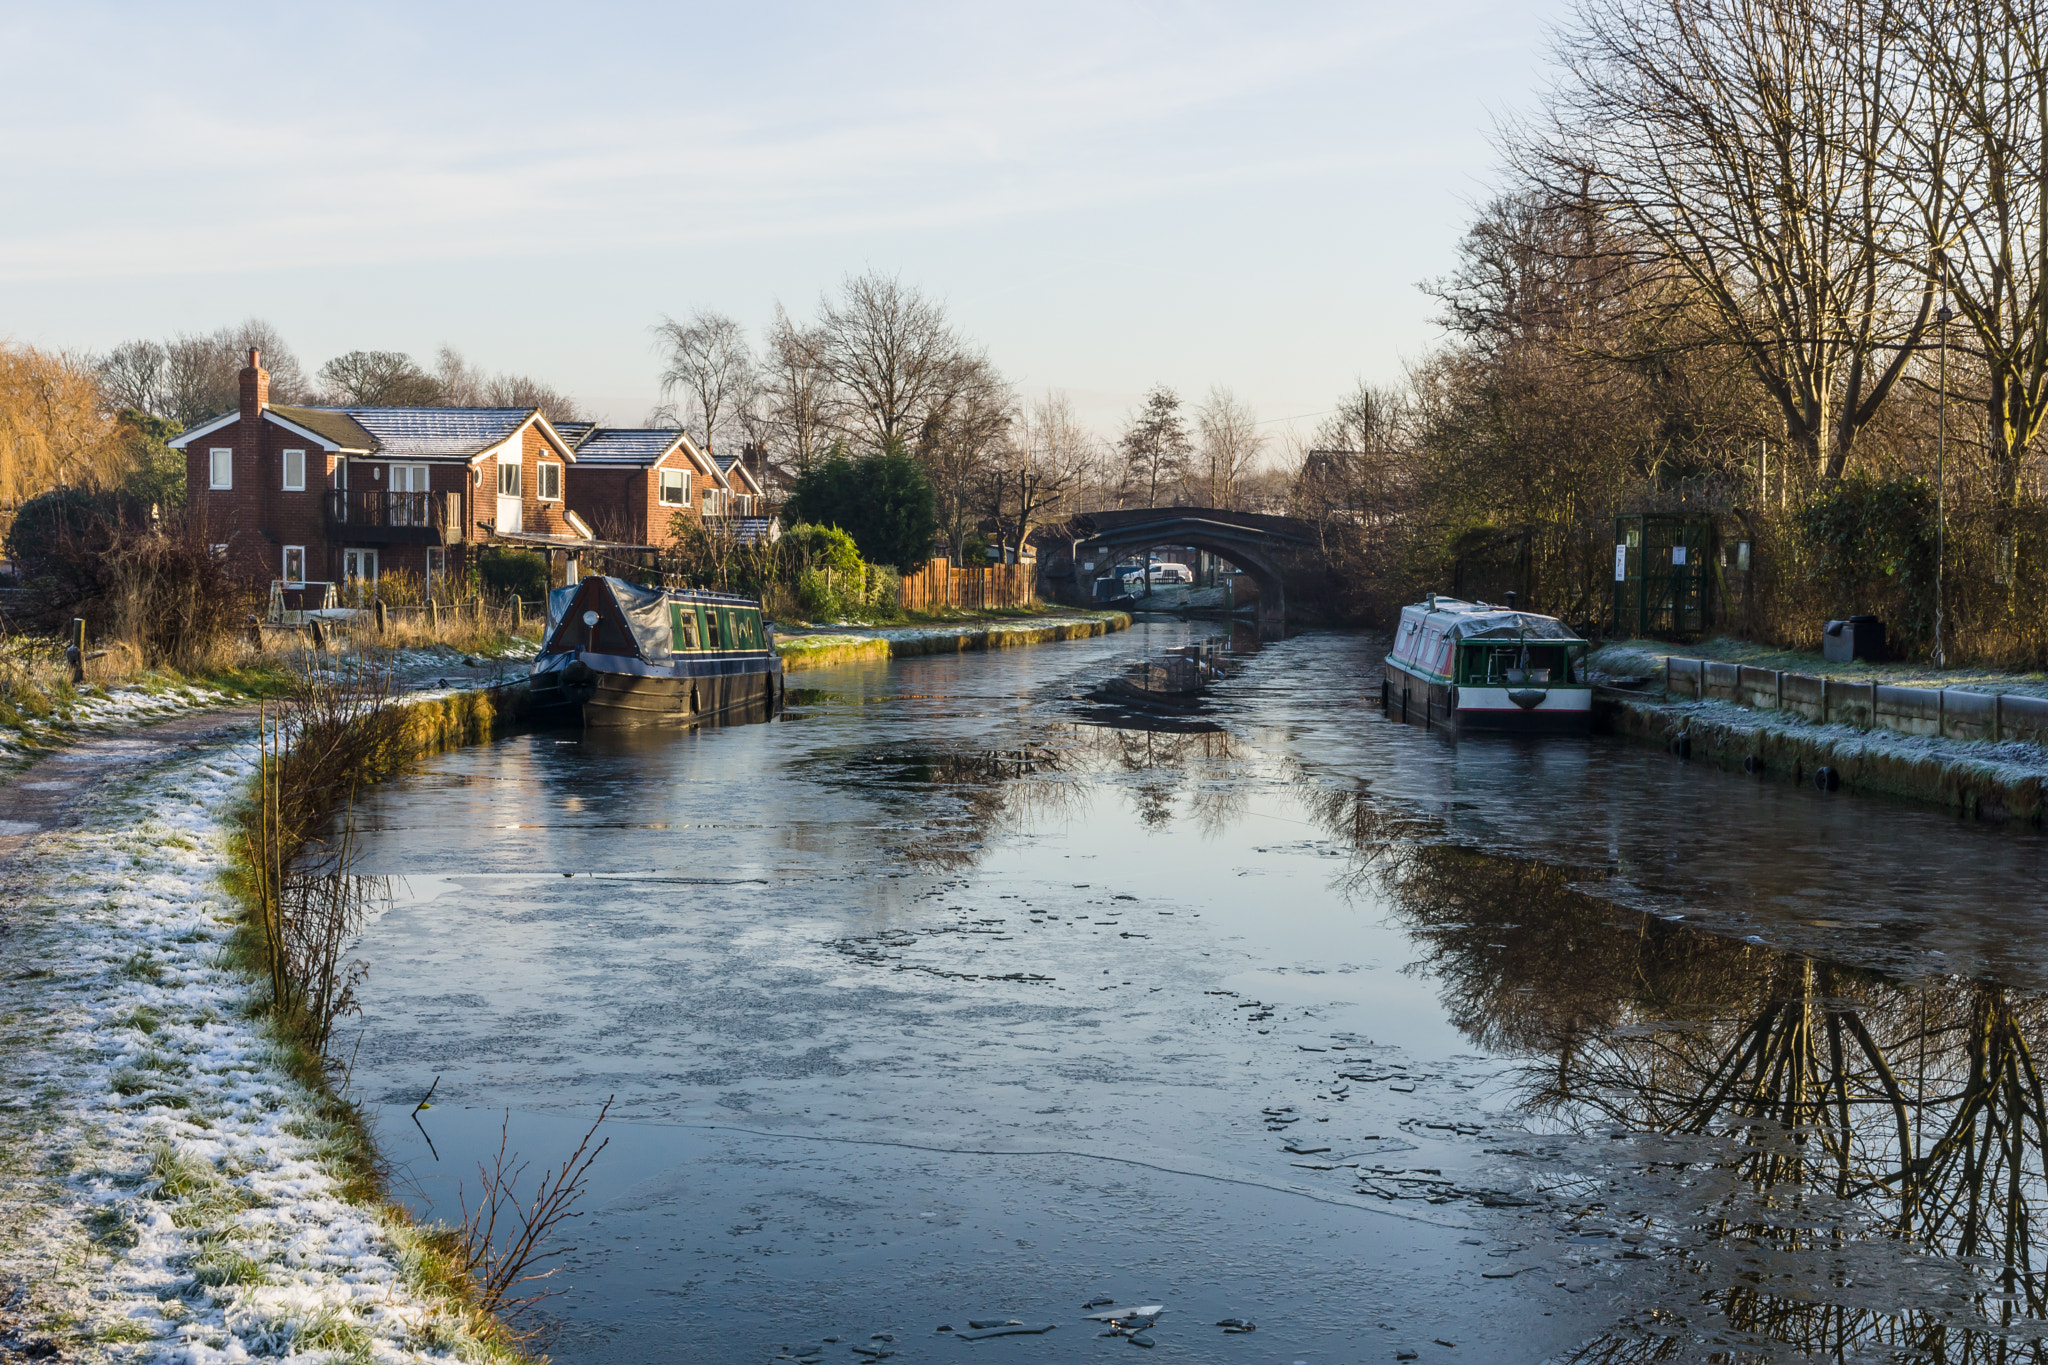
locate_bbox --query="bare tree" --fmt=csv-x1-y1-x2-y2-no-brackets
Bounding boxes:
653,309,753,456
813,271,960,448
1118,385,1192,507
917,350,1013,562
100,319,310,427
757,304,834,475
1514,0,1936,482
985,391,1095,561
317,350,444,406
1896,0,2048,508
1193,385,1265,509
97,340,170,417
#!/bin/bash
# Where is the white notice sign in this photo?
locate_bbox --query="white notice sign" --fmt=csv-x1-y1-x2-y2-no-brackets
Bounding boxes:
1672,546,1688,566
1614,545,1628,582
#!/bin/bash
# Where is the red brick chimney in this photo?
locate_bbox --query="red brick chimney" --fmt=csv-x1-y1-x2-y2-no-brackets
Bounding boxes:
239,348,269,424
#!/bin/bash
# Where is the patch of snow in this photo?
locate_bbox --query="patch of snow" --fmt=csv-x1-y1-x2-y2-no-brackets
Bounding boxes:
0,737,474,1360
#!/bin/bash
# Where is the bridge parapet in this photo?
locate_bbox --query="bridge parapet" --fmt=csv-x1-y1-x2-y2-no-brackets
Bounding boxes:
1052,507,1315,639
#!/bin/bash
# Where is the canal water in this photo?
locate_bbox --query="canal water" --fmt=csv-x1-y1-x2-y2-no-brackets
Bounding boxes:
347,623,2048,1363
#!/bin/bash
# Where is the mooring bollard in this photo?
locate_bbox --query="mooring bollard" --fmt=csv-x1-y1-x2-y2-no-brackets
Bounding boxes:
375,600,388,636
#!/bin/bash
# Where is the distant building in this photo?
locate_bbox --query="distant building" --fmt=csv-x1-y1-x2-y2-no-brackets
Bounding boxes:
167,350,756,594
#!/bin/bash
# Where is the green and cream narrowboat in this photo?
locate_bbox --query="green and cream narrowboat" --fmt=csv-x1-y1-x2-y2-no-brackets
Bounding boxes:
1381,595,1591,735
529,575,783,727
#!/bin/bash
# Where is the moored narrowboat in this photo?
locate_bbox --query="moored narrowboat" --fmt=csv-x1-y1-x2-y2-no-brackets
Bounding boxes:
528,576,783,727
1381,595,1591,735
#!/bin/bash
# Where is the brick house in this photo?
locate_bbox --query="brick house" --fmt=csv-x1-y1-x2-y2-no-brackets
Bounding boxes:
167,350,584,595
555,425,726,544
713,453,766,517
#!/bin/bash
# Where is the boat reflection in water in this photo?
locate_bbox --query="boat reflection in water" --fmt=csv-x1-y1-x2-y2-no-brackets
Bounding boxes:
1316,784,2048,1363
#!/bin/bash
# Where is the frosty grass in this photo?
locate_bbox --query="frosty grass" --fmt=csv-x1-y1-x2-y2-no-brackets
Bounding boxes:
0,734,475,1362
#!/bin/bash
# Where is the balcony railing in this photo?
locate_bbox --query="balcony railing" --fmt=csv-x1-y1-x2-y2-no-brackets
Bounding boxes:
323,490,464,545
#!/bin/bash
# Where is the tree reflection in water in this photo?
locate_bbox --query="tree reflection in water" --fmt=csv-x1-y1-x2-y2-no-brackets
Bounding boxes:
806,721,1247,870
1309,783,2048,1362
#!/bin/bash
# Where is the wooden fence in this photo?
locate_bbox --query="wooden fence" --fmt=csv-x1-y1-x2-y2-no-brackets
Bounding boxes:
898,559,1037,612
1661,655,2048,745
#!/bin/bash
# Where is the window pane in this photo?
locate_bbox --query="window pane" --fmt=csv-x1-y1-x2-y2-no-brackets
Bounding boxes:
210,449,232,489
283,449,305,490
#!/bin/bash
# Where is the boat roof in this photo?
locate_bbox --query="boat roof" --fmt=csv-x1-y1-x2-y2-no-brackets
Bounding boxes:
1401,596,1584,643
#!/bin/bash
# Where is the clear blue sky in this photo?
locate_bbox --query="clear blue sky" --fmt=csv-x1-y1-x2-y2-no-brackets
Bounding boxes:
0,0,1568,440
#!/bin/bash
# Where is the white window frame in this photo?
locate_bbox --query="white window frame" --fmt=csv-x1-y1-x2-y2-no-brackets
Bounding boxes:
281,448,306,491
282,546,307,586
425,547,445,585
343,548,378,592
497,456,521,497
209,448,233,490
537,461,562,501
658,468,689,507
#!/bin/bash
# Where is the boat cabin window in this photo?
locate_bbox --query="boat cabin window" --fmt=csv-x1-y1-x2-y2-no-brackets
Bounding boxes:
673,604,700,650
1462,643,1571,685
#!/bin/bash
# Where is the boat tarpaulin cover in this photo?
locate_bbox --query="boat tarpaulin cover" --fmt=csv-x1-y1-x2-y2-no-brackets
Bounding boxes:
604,576,672,659
1442,611,1581,643
546,585,579,633
547,577,674,659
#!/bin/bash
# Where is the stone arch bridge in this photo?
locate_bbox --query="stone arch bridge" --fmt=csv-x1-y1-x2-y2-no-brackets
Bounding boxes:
1061,507,1316,639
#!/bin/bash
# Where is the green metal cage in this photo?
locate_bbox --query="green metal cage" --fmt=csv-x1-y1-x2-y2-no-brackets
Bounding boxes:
1611,513,1717,638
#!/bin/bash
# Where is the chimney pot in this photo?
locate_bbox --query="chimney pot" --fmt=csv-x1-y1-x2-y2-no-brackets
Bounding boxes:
249,348,260,368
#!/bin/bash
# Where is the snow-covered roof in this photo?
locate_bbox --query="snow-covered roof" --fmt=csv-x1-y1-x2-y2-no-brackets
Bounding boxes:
1401,596,1583,643
573,429,686,465
339,407,536,457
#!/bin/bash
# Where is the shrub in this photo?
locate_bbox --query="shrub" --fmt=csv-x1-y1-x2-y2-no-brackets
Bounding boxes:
782,439,938,572
476,546,547,602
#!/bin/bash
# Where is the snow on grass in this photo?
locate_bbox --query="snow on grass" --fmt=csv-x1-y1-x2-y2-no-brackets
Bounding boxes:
1588,636,2048,697
0,680,241,767
0,738,486,1362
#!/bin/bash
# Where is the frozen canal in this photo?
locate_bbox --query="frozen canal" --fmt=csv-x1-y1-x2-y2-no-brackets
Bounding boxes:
346,623,2048,1363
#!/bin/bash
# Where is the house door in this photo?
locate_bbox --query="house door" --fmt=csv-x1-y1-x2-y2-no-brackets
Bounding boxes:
496,455,523,534
392,464,429,525
343,548,378,601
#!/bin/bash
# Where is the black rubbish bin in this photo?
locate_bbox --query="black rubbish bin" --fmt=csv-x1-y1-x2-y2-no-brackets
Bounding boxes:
1822,616,1886,664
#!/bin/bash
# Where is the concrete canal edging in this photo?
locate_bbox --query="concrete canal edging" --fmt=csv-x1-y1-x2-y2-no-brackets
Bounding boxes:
776,612,1131,673
1597,658,2048,822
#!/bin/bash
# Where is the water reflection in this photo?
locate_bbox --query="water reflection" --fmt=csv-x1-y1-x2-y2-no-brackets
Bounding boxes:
1309,785,2048,1360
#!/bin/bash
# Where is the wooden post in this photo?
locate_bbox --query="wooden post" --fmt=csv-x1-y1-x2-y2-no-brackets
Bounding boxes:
1774,669,1783,713
1939,687,1947,739
513,597,524,630
1995,692,2004,742
375,600,388,635
428,597,439,630
67,617,85,684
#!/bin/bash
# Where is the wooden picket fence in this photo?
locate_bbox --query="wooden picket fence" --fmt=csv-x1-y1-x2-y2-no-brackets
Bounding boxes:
898,558,1038,612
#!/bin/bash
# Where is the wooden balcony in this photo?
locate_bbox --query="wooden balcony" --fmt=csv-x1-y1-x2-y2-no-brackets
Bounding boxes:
323,490,465,545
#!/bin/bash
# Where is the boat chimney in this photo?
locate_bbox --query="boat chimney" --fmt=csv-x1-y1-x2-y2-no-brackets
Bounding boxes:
1426,593,1436,610
1505,591,1518,611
